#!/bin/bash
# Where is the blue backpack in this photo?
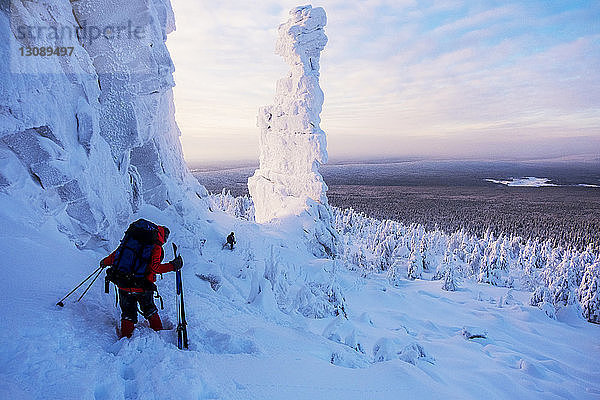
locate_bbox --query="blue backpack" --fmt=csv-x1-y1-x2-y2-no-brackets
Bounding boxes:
107,219,161,288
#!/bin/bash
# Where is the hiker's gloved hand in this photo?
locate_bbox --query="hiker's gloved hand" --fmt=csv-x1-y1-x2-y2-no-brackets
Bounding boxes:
171,255,183,271
100,260,107,268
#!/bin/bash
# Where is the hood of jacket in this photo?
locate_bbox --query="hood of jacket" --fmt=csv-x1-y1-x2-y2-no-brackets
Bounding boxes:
156,226,168,245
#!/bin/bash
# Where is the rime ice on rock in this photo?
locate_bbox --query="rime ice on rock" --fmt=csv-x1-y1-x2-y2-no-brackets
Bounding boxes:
71,0,203,209
248,5,338,257
0,0,206,247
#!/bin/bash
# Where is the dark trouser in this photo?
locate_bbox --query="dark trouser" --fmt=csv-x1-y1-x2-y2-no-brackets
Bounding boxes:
119,289,158,323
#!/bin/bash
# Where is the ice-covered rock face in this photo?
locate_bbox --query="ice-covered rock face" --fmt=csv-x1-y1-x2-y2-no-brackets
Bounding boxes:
248,5,338,257
0,0,206,248
70,0,204,209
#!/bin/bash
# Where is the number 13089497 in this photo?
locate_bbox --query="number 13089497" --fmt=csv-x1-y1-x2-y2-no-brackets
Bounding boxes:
19,46,74,56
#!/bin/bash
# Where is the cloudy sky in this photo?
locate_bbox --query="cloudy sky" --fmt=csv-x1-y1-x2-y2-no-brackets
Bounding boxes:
167,0,600,164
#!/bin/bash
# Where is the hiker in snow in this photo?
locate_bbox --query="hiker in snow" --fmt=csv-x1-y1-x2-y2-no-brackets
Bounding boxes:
226,231,236,250
101,220,183,338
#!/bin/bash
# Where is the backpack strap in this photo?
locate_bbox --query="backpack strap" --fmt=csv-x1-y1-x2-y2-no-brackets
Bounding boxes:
154,290,164,310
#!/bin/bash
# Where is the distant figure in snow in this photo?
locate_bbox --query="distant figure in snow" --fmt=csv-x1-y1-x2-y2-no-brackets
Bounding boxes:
101,220,183,338
226,232,236,250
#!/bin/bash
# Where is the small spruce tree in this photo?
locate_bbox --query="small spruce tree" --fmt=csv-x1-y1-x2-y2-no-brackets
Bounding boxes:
407,250,423,280
579,261,600,324
442,266,457,291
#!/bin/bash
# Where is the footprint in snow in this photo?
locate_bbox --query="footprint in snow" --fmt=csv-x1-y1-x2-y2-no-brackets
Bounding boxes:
120,366,138,400
121,366,135,381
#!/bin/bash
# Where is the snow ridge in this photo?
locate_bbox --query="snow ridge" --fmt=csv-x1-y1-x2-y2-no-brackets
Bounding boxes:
248,5,338,258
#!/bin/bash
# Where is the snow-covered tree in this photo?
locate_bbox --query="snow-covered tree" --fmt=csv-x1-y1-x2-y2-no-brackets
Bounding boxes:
530,286,551,307
432,254,447,281
209,189,255,221
478,238,513,287
466,244,481,277
374,235,396,271
406,249,423,280
387,258,404,286
578,261,600,324
442,266,457,291
543,254,584,310
419,238,432,271
329,206,598,323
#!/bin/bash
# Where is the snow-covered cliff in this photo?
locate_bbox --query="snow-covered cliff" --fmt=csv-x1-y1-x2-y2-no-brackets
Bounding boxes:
248,5,338,257
0,0,206,247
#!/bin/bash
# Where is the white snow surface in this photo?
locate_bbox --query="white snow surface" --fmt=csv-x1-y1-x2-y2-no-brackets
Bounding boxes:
1,193,600,399
487,178,600,188
248,6,338,258
486,177,558,187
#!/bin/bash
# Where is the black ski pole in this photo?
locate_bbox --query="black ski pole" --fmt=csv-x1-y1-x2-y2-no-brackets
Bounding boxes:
56,265,103,307
76,266,105,302
173,243,188,349
173,243,182,348
179,272,188,349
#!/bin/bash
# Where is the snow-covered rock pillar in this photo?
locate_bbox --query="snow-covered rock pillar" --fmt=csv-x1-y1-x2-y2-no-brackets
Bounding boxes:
248,5,338,257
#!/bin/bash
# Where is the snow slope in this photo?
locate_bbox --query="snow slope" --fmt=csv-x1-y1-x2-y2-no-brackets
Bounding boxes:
1,191,599,399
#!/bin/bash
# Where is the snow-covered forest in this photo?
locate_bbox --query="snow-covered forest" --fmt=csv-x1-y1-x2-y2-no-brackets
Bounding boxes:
327,184,600,253
211,190,600,325
332,208,600,324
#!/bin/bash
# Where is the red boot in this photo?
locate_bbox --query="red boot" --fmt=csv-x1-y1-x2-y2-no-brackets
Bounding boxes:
148,313,163,331
120,319,135,338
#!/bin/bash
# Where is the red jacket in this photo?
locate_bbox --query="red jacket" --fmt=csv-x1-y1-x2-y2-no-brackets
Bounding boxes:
102,226,174,291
